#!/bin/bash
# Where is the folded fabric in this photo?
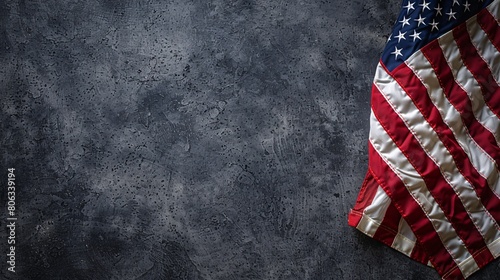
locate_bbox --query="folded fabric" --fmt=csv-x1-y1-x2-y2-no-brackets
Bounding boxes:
348,0,500,279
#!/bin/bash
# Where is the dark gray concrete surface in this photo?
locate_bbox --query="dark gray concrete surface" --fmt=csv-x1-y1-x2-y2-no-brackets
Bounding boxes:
1,0,500,279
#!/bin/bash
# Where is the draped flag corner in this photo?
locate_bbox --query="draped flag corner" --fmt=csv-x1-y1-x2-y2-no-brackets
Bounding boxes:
349,0,500,279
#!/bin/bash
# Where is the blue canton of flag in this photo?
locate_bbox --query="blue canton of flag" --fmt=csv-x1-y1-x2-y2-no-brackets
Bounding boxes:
382,0,493,71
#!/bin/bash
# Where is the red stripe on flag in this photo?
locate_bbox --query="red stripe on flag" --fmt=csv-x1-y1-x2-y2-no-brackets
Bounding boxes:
348,171,380,227
372,202,400,246
391,57,500,224
420,40,500,168
410,241,430,266
368,143,457,277
453,23,500,120
371,86,494,265
477,8,500,52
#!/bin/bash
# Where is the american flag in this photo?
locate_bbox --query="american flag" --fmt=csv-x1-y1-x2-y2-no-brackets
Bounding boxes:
348,0,500,279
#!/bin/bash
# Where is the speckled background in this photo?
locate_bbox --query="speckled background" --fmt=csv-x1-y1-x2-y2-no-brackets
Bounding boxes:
1,0,499,279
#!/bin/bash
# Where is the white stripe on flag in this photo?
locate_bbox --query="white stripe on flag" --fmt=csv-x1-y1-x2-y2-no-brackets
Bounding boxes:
467,13,500,85
487,0,500,22
363,186,391,223
356,186,391,237
391,217,416,258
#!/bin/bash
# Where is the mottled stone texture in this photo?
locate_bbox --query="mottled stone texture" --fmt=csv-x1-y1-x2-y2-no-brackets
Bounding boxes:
1,0,499,279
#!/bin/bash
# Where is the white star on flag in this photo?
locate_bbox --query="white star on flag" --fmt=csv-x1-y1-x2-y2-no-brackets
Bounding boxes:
395,30,407,42
430,18,439,31
464,1,471,11
435,3,443,15
415,14,426,26
403,1,415,13
391,46,403,59
400,16,411,27
420,0,431,11
409,30,422,41
447,8,457,20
